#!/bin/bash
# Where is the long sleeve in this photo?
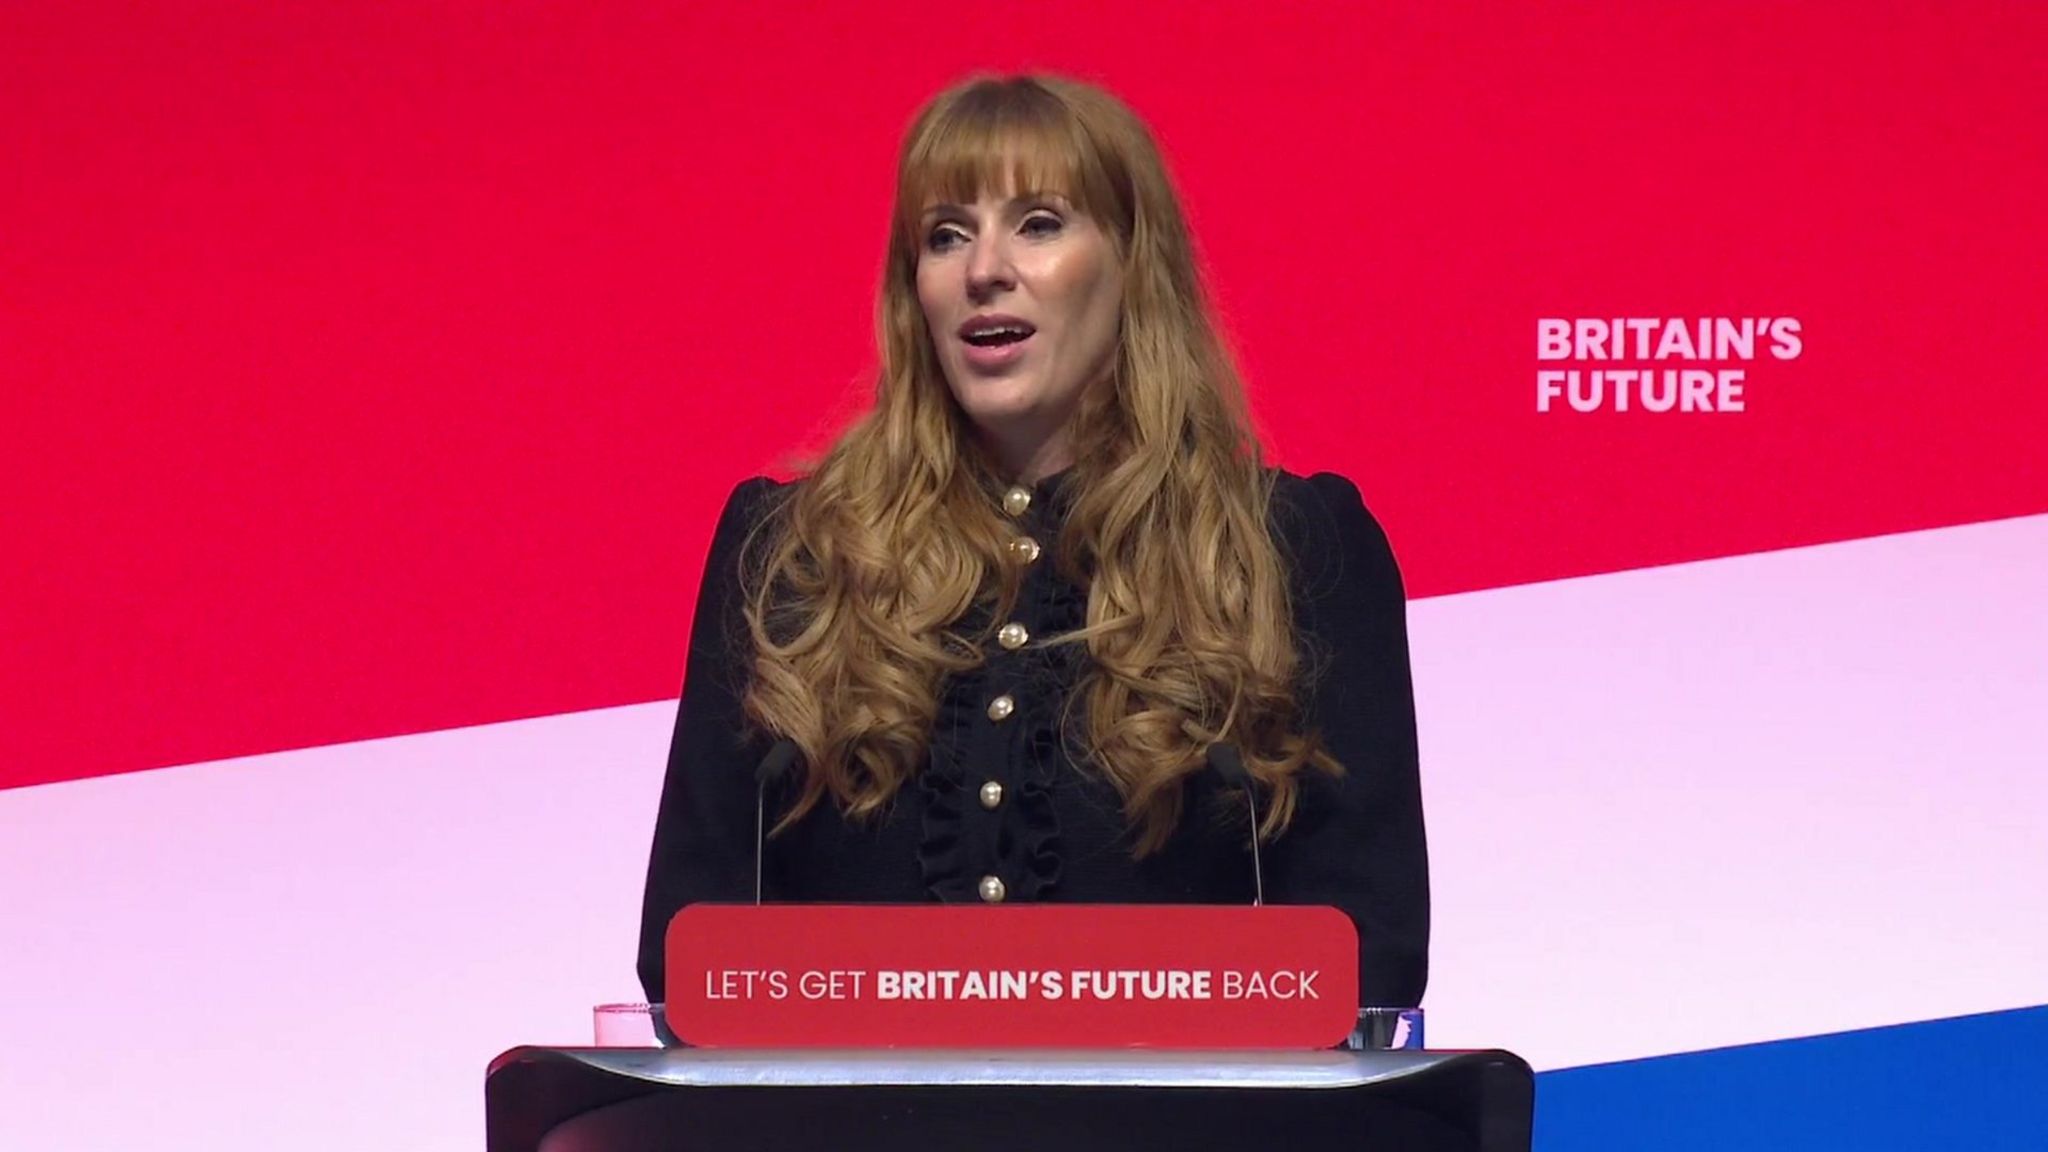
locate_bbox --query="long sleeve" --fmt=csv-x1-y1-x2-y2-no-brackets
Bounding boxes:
1267,471,1431,1007
636,476,782,1004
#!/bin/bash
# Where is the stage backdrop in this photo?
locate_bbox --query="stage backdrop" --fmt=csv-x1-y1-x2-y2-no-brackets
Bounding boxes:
3,3,2044,1150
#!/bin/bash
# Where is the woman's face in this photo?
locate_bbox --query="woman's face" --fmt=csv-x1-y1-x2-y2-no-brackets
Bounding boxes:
915,181,1123,481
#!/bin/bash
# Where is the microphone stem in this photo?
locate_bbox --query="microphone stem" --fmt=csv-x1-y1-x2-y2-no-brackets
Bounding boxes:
1243,788,1266,907
754,779,767,905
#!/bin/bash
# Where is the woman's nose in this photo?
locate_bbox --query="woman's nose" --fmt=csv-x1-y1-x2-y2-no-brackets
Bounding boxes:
965,234,1016,297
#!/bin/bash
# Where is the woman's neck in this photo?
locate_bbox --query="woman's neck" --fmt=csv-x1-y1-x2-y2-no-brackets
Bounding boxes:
981,430,1075,487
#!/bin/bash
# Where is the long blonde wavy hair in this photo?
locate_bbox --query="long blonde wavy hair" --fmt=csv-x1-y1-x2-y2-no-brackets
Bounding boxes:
741,73,1337,853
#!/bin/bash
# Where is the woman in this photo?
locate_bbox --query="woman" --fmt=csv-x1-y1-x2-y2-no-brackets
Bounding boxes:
638,73,1427,1009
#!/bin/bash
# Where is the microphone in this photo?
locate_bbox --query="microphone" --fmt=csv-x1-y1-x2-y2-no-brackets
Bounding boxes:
754,738,799,905
1205,743,1265,906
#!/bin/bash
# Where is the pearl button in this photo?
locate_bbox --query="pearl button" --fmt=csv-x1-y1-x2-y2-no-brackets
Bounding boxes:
978,874,1007,903
986,694,1015,722
979,780,1004,809
1008,536,1042,564
998,622,1029,650
1001,486,1032,517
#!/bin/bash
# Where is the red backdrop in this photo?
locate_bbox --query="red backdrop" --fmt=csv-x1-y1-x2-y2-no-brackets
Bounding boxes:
5,1,2044,788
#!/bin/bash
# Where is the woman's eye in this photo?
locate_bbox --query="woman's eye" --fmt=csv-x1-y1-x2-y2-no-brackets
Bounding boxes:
924,214,1060,252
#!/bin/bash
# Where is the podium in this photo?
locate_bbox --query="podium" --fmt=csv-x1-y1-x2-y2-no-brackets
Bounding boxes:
485,1046,1534,1151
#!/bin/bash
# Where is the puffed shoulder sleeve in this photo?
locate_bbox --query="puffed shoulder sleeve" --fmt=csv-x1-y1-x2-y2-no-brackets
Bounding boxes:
637,476,783,1004
1267,471,1430,1007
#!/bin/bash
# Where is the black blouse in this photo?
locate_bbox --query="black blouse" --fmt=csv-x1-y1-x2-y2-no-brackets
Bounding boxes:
637,468,1429,1007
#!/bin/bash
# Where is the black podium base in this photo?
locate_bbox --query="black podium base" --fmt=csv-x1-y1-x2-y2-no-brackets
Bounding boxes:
486,1048,1534,1152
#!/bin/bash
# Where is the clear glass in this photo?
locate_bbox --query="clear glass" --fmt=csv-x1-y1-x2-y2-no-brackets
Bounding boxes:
1344,1006,1424,1050
592,1001,664,1047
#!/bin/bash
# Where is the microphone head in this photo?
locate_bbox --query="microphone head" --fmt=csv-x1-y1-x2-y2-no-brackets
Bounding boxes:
1205,741,1250,786
757,738,800,787
1206,741,1267,904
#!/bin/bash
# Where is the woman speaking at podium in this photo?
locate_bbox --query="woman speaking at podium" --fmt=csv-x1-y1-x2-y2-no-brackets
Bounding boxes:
639,73,1427,1011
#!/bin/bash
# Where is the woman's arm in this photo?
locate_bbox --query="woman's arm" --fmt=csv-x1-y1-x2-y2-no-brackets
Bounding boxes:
636,476,782,1004
1267,470,1430,1007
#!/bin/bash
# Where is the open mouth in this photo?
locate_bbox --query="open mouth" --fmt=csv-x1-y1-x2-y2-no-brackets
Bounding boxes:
961,325,1035,348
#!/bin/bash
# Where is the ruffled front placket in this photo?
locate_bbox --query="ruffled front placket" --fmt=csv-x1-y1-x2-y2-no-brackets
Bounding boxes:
916,473,1084,904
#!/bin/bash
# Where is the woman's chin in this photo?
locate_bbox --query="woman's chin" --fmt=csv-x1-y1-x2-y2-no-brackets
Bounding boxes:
954,380,1052,425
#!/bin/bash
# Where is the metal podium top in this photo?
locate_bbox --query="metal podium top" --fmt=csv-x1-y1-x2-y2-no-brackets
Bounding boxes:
485,1046,1535,1152
495,1045,1456,1089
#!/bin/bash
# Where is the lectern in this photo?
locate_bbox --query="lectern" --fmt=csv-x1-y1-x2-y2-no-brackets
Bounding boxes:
485,1046,1534,1152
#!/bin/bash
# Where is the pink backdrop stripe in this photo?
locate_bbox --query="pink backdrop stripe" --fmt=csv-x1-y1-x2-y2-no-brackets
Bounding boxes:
4,513,2044,1149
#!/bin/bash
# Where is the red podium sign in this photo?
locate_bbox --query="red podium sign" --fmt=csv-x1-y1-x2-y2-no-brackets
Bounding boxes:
665,904,1359,1049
